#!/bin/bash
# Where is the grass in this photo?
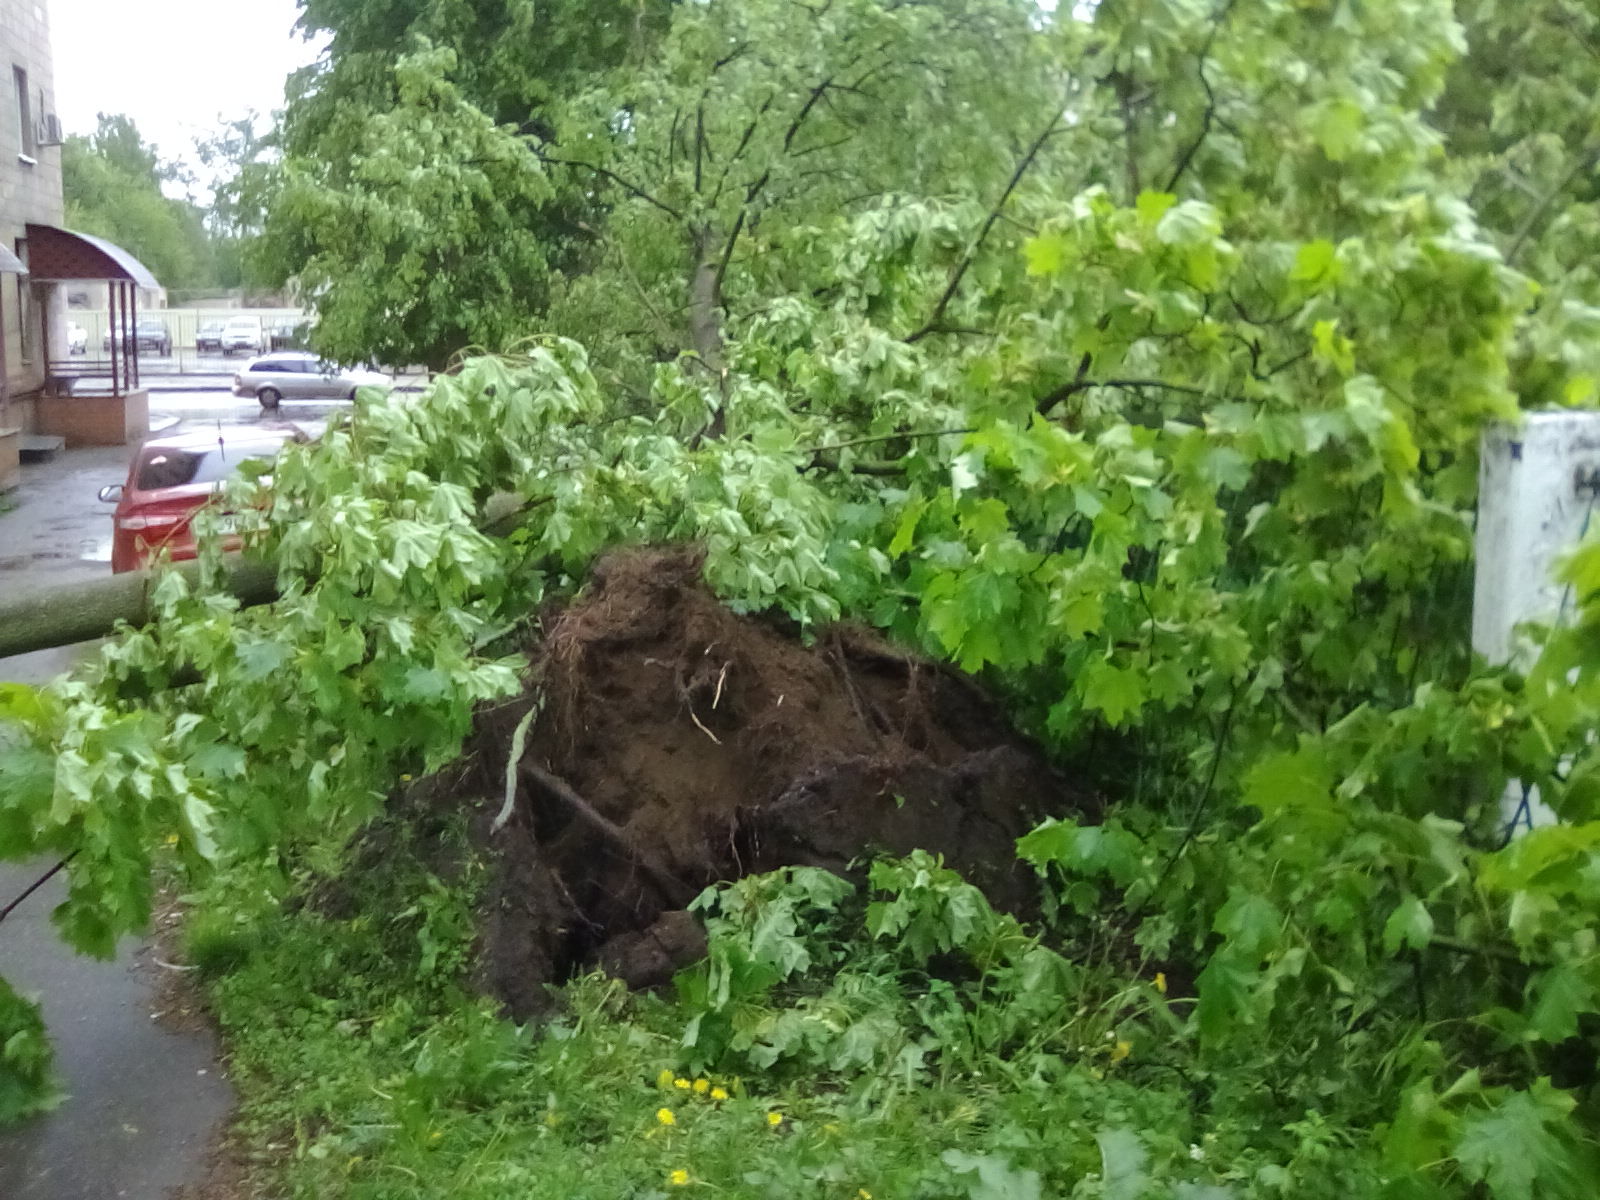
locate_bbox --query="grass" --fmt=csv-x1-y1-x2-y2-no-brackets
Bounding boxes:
182,831,1390,1200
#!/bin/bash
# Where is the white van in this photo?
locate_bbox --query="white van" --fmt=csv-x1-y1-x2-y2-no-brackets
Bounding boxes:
220,315,264,356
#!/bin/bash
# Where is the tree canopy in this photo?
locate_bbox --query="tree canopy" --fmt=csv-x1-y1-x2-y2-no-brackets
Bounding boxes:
62,114,214,291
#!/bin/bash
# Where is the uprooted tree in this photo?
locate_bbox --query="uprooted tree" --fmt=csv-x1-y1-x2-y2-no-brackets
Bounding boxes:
6,0,1600,1190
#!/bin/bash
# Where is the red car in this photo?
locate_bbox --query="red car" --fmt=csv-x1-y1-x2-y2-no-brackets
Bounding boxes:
99,429,299,573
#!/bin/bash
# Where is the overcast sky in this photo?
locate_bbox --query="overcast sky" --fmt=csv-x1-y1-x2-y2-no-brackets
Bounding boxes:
52,0,324,165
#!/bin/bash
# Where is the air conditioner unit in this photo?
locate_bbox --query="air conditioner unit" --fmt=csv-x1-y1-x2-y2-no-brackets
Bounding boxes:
35,113,62,147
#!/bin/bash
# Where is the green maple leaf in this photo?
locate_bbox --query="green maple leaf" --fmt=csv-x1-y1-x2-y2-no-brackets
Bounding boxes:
1291,239,1338,282
1528,963,1598,1043
1455,1085,1582,1200
1080,660,1145,726
1382,895,1435,955
1023,231,1068,277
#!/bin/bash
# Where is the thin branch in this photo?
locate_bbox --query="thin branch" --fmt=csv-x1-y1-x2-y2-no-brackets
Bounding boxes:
713,207,748,296
694,104,706,194
905,108,1065,344
783,76,838,154
710,41,750,74
1118,80,1143,202
799,427,975,458
1163,0,1238,193
1506,141,1600,267
1036,376,1211,415
534,149,685,222
0,852,79,924
800,425,972,473
1164,67,1217,193
709,93,777,205
913,324,995,338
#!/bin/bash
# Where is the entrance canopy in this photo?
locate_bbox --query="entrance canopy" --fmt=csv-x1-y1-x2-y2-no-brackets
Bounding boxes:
25,224,161,395
24,224,158,288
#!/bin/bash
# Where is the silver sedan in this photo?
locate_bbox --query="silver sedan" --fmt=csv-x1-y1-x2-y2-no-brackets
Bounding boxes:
232,352,392,409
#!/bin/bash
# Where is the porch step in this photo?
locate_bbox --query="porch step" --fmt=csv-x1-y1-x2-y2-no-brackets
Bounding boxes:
19,434,66,462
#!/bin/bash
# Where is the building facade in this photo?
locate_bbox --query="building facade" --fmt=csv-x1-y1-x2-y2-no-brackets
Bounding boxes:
0,0,64,435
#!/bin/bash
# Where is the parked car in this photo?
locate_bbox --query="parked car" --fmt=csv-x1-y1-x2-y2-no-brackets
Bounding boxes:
98,429,304,573
66,321,87,355
103,317,173,356
220,316,264,356
195,320,226,353
267,317,311,351
232,352,392,409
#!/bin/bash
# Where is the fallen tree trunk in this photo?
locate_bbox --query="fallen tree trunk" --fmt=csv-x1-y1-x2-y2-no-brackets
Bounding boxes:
0,558,278,660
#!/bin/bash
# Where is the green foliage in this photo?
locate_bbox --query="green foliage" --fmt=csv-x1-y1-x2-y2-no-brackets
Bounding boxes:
0,978,57,1125
6,0,1600,1193
676,856,1083,1082
251,0,667,368
259,44,558,369
62,115,216,290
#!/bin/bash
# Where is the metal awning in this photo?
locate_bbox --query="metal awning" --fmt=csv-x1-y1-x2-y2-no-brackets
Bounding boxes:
24,225,160,396
23,224,159,288
0,245,25,274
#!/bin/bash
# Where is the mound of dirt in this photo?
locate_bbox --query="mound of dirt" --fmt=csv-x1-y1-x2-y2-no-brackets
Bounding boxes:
442,547,1085,1018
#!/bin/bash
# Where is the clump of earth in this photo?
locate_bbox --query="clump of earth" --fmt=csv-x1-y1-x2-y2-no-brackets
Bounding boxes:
385,547,1085,1017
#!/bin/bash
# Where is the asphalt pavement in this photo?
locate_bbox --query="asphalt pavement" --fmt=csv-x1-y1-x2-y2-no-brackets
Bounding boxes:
0,395,326,1199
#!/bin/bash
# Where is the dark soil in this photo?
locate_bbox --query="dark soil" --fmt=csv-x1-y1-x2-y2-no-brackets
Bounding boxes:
432,547,1086,1018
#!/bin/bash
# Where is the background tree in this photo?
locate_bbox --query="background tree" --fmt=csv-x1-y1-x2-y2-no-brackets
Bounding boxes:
1435,0,1600,406
190,111,277,292
247,0,671,368
62,114,214,290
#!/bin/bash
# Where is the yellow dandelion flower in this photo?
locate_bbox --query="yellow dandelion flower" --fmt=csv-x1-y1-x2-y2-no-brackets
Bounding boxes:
657,1068,676,1089
859,1191,873,1200
1110,1039,1132,1063
1154,971,1167,995
710,1086,729,1101
657,1107,677,1126
428,1130,443,1142
400,773,413,782
766,1111,783,1127
669,1168,691,1187
674,1078,692,1091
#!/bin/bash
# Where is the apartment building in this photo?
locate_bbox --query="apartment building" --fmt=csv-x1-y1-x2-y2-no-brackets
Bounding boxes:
0,3,157,480
0,0,64,439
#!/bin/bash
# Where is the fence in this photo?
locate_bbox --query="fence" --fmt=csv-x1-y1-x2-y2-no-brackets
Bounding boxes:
60,308,309,378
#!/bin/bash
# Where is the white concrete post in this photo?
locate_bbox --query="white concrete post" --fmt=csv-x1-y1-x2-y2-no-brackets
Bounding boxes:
1472,412,1600,835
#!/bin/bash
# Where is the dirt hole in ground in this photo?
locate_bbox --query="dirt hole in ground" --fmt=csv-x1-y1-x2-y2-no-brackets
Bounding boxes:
387,547,1088,1018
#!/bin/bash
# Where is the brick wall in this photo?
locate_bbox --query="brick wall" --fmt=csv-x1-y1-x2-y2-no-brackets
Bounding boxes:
0,0,63,432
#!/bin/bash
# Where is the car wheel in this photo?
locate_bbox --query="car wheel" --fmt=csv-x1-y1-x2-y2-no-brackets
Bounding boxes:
347,387,358,401
258,386,282,410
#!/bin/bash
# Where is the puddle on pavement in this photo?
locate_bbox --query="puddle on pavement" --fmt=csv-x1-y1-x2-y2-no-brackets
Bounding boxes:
78,536,112,563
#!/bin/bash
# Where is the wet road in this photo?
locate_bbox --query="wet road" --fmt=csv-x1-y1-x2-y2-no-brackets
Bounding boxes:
0,396,343,1198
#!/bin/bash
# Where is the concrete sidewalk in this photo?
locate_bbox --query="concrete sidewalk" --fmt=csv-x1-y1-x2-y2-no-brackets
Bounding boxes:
0,444,235,1199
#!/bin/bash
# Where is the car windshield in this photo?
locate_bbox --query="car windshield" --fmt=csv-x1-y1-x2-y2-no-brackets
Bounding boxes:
135,439,285,491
